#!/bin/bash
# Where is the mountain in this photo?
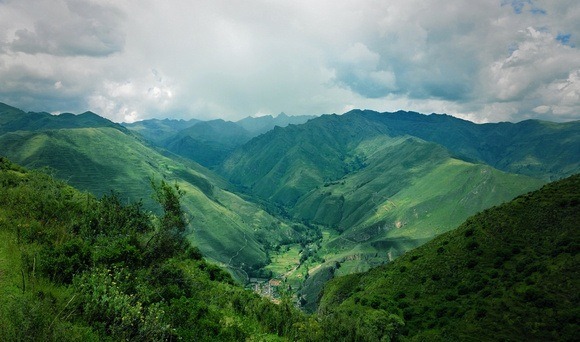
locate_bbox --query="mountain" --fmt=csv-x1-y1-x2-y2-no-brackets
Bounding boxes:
351,110,580,181
162,119,253,168
236,112,317,136
318,174,579,341
0,102,120,134
121,117,199,144
123,113,316,168
219,110,577,308
0,103,309,279
2,102,577,311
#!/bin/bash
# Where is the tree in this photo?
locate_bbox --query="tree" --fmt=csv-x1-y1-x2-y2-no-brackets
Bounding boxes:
146,180,189,262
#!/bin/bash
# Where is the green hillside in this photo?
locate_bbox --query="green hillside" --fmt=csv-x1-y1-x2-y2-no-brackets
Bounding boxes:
220,112,553,308
123,113,315,168
0,105,310,279
318,174,580,341
121,118,199,144
294,138,544,311
3,102,578,313
0,158,318,340
162,119,252,168
236,112,317,136
221,113,392,206
0,102,120,134
350,110,580,181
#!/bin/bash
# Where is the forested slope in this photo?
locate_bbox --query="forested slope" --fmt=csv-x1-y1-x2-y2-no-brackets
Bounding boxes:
318,174,580,341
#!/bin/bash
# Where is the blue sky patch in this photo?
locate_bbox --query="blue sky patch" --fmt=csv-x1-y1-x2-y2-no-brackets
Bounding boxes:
556,33,573,47
502,0,546,15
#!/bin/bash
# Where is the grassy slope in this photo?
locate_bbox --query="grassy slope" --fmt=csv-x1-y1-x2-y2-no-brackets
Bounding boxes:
121,118,199,144
359,110,580,181
318,174,580,341
219,110,576,306
0,159,317,341
0,125,301,276
161,120,252,168
253,133,545,310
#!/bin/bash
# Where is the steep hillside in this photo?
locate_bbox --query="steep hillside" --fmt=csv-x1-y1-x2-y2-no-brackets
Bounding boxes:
162,119,252,168
0,158,316,340
222,110,579,198
351,110,580,181
236,112,316,136
122,118,199,144
318,174,580,341
221,113,392,205
219,109,577,308
0,102,121,134
123,113,316,168
0,107,310,278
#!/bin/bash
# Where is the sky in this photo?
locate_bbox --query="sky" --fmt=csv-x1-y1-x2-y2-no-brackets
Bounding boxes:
0,0,579,123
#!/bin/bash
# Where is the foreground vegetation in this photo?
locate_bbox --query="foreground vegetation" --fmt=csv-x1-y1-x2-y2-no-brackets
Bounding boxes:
0,158,319,340
318,173,579,341
0,158,578,340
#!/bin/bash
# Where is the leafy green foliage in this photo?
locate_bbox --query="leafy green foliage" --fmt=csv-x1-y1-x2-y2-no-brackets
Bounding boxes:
319,174,580,341
0,160,317,341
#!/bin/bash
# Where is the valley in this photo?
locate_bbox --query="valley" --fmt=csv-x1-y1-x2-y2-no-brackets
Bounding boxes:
1,102,578,310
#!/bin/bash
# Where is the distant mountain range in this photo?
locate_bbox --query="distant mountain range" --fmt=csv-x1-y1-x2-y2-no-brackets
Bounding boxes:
122,112,316,168
1,101,578,309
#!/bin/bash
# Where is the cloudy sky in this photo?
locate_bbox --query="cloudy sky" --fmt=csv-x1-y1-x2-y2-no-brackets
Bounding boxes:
0,0,579,123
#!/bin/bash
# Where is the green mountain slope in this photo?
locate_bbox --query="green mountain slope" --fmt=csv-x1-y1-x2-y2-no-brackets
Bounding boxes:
351,110,580,181
0,102,120,134
162,119,252,168
219,110,576,309
0,108,308,279
318,174,580,341
122,118,199,144
123,113,316,168
0,159,317,340
236,112,317,136
221,111,578,201
221,113,392,206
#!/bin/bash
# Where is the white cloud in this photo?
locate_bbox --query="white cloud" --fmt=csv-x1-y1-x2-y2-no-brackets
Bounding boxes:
0,0,578,123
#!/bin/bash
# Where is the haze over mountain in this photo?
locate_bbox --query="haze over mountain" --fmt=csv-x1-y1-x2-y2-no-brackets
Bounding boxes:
124,113,316,168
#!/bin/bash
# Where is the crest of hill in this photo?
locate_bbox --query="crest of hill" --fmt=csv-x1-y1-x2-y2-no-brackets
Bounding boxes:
221,110,580,194
349,109,580,180
122,117,200,144
318,174,580,341
236,112,317,135
0,102,123,134
123,113,317,168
